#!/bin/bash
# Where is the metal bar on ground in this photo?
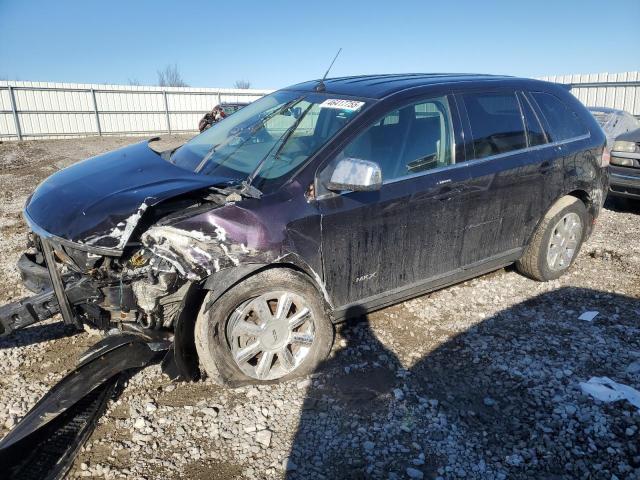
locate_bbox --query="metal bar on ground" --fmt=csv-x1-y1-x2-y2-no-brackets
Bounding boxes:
40,239,81,329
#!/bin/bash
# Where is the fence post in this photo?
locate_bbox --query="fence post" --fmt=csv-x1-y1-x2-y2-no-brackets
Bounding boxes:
8,86,22,141
91,89,102,136
163,90,171,134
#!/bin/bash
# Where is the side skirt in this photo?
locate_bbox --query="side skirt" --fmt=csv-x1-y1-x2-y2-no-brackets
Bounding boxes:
330,248,523,322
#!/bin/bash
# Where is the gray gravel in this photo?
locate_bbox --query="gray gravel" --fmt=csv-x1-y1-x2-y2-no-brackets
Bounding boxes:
1,136,639,479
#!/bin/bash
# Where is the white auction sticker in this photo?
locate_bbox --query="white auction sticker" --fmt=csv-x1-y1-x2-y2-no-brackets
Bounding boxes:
319,99,365,111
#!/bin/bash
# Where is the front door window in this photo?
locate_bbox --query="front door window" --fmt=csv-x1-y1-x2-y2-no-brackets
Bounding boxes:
327,96,454,185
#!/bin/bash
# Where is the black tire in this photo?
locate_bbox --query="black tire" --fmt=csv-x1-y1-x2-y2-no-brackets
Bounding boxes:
195,268,334,387
516,196,588,281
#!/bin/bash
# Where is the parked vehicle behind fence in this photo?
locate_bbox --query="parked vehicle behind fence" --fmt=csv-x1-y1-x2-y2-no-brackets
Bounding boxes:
3,74,608,386
588,106,639,147
608,127,640,203
198,102,251,132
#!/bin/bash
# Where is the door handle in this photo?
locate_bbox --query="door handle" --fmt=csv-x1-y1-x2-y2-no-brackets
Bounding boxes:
539,161,553,174
432,186,461,201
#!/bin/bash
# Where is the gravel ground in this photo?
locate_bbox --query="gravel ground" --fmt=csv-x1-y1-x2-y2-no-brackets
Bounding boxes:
0,136,639,480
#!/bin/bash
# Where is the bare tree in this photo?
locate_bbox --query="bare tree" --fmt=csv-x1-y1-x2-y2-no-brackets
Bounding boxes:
127,77,141,86
234,79,251,89
157,64,188,87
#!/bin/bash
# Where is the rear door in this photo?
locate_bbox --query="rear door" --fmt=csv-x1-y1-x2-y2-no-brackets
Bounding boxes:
317,94,472,309
454,89,550,266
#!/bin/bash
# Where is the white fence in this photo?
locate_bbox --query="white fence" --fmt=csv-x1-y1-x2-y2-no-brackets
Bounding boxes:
539,71,640,117
1,72,639,141
0,80,272,141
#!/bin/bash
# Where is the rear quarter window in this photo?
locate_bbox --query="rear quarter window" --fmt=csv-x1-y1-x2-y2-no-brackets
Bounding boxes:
462,92,527,159
530,92,588,142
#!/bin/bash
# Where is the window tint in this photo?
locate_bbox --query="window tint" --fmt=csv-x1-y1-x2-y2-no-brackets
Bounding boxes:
530,92,588,142
463,92,527,159
332,96,453,183
517,92,547,147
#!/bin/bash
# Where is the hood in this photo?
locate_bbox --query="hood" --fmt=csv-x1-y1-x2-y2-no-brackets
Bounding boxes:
615,127,640,143
25,140,235,251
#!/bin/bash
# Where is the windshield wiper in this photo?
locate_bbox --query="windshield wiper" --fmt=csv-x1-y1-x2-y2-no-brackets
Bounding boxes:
246,101,314,186
194,144,221,173
272,102,315,160
209,180,263,200
195,98,304,176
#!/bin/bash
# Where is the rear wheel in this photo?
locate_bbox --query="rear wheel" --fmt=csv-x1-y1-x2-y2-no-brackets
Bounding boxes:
516,196,588,281
195,269,334,386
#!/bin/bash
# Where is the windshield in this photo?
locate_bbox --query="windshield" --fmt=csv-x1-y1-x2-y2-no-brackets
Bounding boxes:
170,91,369,190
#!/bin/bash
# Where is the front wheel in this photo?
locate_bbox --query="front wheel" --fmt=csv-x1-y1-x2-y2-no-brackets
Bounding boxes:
195,269,334,386
516,196,588,281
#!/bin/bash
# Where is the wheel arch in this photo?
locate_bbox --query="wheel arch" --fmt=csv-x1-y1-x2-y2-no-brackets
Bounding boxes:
202,255,332,313
170,257,331,381
566,189,591,210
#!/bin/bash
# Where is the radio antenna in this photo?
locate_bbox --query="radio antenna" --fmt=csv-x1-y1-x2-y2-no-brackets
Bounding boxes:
315,48,342,92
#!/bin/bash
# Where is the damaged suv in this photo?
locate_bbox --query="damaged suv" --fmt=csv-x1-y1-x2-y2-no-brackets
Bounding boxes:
2,74,608,386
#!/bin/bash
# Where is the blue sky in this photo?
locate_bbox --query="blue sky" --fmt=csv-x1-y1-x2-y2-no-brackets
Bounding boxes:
1,0,638,89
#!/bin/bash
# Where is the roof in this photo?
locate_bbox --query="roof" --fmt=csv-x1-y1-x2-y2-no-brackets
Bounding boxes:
287,73,522,99
587,106,626,114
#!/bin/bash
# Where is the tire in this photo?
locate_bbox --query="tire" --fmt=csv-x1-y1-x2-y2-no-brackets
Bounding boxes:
195,268,334,387
516,196,588,281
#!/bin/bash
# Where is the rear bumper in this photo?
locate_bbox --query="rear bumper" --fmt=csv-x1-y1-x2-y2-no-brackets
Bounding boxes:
609,165,640,199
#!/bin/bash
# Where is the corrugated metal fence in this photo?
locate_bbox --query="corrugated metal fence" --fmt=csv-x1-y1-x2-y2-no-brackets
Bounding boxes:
0,80,272,141
539,71,640,118
1,72,639,141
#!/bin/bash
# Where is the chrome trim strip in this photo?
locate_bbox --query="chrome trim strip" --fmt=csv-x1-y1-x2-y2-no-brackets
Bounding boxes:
381,133,591,186
610,173,640,181
23,209,123,256
611,151,640,160
316,132,593,200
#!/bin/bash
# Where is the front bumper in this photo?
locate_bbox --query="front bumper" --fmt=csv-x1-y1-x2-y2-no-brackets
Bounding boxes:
609,164,640,199
0,243,101,336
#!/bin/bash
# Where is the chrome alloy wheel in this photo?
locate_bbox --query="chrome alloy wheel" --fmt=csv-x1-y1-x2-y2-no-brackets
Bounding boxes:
546,212,582,271
226,291,315,381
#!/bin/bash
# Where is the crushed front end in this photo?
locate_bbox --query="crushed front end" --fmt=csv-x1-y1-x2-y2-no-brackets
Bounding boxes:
1,226,194,337
0,139,241,339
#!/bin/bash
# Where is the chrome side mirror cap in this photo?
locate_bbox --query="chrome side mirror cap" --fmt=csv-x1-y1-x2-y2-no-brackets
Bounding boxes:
326,157,382,192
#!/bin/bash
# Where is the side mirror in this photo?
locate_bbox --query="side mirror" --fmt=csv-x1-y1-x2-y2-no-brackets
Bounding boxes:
282,106,302,118
326,157,382,192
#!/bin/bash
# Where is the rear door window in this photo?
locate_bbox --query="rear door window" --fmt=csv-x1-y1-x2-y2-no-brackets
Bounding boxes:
517,92,547,147
462,92,527,159
530,92,588,142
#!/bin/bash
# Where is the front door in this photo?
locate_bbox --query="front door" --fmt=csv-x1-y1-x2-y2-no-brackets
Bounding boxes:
317,95,471,309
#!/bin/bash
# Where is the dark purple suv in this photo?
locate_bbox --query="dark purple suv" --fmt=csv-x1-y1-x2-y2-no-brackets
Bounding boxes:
6,74,608,385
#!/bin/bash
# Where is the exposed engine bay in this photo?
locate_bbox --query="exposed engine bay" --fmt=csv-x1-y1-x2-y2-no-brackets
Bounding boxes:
3,186,240,337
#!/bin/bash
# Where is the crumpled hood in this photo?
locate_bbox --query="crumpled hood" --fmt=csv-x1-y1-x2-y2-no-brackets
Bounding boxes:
25,140,234,251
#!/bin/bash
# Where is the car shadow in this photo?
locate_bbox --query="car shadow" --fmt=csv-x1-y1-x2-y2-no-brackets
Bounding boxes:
286,287,640,479
0,321,76,349
604,196,640,214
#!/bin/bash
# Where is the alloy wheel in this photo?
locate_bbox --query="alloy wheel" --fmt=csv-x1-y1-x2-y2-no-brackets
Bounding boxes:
226,291,315,381
546,212,582,271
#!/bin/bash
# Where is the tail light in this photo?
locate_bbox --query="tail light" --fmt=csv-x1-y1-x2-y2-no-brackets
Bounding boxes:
600,147,610,167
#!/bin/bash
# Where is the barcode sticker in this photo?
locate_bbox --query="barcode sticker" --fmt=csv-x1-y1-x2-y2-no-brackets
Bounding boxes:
319,99,365,111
